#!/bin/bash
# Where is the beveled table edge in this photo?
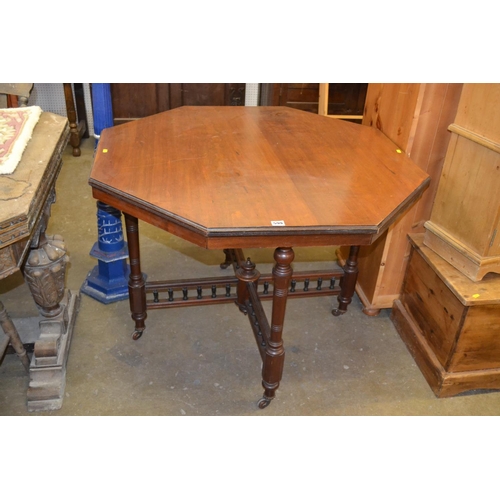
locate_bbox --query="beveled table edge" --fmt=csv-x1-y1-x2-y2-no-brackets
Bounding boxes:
90,171,429,249
89,181,377,245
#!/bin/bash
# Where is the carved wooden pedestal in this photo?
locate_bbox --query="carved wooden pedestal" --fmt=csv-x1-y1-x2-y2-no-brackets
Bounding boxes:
25,289,80,410
6,287,81,411
23,234,80,410
0,111,79,411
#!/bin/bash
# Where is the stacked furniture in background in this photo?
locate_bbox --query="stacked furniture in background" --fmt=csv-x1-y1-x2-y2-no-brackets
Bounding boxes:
392,84,500,397
337,84,463,315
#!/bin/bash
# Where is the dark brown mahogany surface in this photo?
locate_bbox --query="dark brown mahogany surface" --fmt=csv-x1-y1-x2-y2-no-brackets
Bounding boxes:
89,106,430,408
90,106,429,249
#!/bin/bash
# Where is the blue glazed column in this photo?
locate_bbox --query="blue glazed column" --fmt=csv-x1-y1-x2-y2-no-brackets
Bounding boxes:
81,84,130,303
81,202,130,303
92,83,114,144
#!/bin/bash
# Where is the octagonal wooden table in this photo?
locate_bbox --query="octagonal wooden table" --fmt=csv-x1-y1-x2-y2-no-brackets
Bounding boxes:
89,106,430,408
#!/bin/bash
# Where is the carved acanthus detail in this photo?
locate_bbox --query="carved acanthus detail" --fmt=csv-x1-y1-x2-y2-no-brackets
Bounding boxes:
23,235,68,317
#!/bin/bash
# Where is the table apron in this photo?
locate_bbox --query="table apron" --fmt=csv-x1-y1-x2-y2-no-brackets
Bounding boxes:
91,188,377,248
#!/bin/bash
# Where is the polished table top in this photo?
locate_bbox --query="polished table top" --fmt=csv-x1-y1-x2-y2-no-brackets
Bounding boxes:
90,106,430,249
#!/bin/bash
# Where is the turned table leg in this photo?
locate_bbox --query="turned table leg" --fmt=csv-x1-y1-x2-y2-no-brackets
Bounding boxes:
124,213,147,340
0,301,30,372
332,245,360,316
220,249,233,270
63,83,81,157
258,247,294,408
235,257,260,314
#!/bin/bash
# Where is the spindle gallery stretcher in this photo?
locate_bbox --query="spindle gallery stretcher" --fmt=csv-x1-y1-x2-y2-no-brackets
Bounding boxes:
146,248,344,309
89,106,430,408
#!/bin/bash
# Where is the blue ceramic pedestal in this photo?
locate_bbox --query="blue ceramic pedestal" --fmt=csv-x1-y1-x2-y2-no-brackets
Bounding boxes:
82,84,130,303
81,202,130,303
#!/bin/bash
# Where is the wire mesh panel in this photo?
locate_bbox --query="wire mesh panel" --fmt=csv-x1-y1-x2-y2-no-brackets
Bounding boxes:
27,84,258,136
29,83,94,136
244,84,259,106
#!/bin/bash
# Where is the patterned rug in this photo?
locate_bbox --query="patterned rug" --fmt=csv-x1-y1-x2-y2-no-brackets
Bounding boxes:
0,106,42,175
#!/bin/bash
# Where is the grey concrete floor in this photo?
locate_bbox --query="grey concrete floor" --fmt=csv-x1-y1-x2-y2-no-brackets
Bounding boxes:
1,137,500,416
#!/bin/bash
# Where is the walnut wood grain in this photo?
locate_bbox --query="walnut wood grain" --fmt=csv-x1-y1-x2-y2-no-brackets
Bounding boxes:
90,106,429,250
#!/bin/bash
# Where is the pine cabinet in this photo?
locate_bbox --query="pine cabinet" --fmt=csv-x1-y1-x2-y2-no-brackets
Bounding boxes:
337,83,463,314
424,83,500,281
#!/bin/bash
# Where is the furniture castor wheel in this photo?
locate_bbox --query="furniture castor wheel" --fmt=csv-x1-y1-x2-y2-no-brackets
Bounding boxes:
332,308,346,317
258,397,272,409
132,329,144,340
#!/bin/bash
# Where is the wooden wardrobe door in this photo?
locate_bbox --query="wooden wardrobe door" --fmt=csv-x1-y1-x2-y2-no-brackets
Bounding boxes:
110,83,245,125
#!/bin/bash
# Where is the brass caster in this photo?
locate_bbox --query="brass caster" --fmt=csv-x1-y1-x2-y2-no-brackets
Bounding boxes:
132,329,144,340
258,397,272,409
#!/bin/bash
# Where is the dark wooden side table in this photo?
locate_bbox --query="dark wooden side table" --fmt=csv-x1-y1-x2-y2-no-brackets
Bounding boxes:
63,83,88,157
89,106,430,408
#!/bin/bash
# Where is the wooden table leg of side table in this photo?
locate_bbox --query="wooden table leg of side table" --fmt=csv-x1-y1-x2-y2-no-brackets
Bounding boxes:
124,213,147,340
332,245,360,316
63,83,81,157
0,301,30,372
258,247,295,409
